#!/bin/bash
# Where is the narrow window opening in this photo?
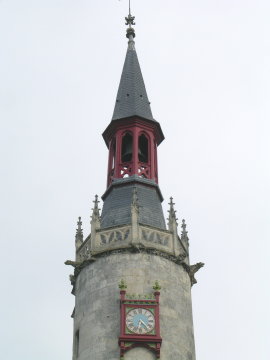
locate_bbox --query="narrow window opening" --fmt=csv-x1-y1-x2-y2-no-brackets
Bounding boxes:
111,141,116,170
74,330,80,358
121,133,133,163
138,134,148,163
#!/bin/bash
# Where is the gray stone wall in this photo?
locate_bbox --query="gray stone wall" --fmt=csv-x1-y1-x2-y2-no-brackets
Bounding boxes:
73,252,196,360
125,347,156,359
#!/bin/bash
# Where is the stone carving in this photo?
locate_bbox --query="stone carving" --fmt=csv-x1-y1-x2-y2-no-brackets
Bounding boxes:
69,274,75,286
119,279,127,290
100,228,130,245
141,228,170,246
181,219,189,243
167,197,178,226
175,253,187,264
183,262,204,286
153,280,161,291
78,243,90,261
91,195,101,221
75,216,83,249
125,293,155,300
65,260,82,268
65,256,98,294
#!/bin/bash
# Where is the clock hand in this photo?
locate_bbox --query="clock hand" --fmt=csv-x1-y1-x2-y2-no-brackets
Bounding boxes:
140,319,148,328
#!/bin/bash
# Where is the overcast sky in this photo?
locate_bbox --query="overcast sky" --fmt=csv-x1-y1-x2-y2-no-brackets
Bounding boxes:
0,1,269,359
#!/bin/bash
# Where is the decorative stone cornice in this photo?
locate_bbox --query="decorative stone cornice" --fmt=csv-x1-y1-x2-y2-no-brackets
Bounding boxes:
65,245,188,293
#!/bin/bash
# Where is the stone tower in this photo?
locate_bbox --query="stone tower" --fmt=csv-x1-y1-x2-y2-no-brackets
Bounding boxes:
66,10,203,360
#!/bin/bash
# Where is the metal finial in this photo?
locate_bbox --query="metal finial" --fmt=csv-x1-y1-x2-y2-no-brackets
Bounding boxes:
125,0,135,40
125,0,135,27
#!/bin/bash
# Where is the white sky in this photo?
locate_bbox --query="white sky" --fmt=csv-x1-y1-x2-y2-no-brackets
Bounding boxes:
0,1,269,359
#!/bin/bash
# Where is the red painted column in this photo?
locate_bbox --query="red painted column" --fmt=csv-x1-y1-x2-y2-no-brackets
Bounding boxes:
149,132,155,181
115,131,122,178
107,140,113,187
154,141,158,184
154,291,161,337
119,290,126,338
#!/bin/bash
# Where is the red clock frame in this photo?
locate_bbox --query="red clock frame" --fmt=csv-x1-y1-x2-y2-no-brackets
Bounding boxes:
119,289,162,359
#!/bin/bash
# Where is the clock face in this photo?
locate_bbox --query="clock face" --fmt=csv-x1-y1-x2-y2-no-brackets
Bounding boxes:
126,308,155,334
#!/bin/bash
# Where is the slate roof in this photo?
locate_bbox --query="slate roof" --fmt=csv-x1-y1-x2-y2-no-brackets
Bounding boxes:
101,176,166,230
112,39,155,122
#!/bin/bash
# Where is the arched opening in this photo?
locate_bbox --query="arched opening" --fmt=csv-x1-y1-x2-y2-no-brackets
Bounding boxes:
125,347,156,360
121,133,133,163
111,140,116,170
138,134,148,163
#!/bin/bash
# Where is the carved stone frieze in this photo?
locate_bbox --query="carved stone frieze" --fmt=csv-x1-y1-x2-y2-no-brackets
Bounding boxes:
99,227,130,245
140,227,170,246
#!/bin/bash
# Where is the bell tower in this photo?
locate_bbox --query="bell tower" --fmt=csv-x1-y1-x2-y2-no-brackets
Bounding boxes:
66,8,203,360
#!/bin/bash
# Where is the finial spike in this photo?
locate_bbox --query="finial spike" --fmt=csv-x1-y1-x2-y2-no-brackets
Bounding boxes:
91,195,101,220
76,217,83,235
167,196,178,223
181,219,189,242
75,216,83,247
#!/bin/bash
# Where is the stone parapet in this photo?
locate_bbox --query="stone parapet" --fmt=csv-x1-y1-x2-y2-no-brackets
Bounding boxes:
76,222,186,263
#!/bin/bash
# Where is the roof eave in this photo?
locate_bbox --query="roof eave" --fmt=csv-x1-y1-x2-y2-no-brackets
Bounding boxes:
102,116,165,148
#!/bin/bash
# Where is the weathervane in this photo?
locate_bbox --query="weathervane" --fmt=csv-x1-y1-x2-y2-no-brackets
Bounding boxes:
124,0,136,39
125,0,135,27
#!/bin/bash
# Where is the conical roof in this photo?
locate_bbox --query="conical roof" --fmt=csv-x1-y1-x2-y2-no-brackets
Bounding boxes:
112,37,155,122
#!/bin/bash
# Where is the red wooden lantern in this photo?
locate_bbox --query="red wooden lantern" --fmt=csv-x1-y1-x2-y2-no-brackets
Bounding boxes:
103,117,164,188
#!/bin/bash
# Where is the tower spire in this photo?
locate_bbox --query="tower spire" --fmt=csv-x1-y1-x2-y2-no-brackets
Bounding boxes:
67,7,203,359
110,5,155,122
